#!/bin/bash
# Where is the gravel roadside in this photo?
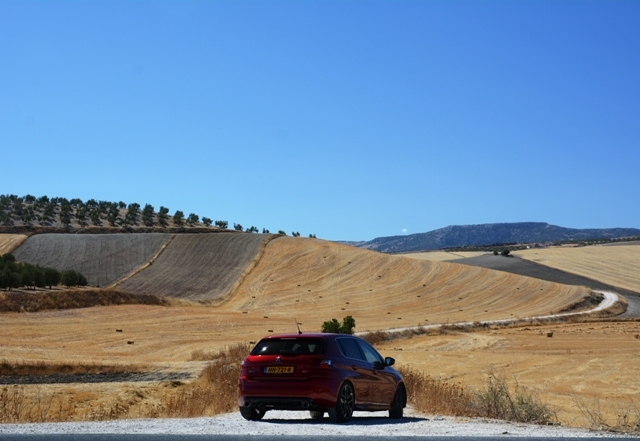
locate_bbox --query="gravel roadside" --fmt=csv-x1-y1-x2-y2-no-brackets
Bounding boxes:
0,408,630,438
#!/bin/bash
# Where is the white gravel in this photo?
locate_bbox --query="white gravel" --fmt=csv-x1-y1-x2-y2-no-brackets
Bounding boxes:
0,408,630,437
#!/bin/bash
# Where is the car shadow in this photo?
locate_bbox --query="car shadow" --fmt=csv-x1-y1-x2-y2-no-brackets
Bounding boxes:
260,415,426,426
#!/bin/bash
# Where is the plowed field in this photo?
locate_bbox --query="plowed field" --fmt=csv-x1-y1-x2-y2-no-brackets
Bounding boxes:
117,233,272,301
225,237,589,333
0,234,28,254
515,244,640,293
12,233,171,287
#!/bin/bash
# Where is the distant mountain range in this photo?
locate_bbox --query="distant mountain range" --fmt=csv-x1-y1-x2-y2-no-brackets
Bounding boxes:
345,222,640,253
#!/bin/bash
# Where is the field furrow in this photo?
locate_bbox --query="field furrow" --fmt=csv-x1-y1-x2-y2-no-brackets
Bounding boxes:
0,234,28,254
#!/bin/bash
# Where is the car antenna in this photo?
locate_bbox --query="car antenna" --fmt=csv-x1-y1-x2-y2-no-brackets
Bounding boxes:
294,317,302,335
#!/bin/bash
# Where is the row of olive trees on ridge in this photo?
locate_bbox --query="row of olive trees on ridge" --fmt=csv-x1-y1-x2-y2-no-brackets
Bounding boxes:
0,194,317,238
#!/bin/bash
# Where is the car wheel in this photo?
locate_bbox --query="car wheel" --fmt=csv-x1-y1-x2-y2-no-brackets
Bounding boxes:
310,410,324,419
328,382,355,423
240,406,266,421
389,384,405,419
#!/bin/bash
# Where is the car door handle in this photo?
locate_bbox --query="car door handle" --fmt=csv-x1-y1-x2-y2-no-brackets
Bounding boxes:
351,365,358,370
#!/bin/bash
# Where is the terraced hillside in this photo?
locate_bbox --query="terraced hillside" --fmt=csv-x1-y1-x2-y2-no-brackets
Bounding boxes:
12,233,171,287
226,237,590,333
117,233,272,301
515,244,640,293
0,234,28,254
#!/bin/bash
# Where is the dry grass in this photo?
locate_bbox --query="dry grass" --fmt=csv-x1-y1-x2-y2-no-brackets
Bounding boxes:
399,367,556,424
0,288,169,313
0,343,249,423
0,234,28,254
515,244,640,293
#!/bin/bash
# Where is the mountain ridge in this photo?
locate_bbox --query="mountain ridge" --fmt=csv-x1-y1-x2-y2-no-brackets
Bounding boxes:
349,222,640,253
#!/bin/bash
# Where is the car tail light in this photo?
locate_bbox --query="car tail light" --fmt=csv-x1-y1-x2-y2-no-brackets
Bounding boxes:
241,358,251,366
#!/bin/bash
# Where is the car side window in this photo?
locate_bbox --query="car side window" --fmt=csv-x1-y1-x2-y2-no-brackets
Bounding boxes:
356,340,383,364
336,338,364,360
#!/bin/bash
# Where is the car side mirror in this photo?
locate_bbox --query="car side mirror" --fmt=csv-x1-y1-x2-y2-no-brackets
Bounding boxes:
384,357,395,367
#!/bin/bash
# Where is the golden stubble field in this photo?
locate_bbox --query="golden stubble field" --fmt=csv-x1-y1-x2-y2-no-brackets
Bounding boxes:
0,234,27,254
515,243,640,293
379,320,640,428
0,237,589,365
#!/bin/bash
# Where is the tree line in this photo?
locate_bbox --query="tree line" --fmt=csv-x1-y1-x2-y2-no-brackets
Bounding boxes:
0,253,88,290
0,194,317,238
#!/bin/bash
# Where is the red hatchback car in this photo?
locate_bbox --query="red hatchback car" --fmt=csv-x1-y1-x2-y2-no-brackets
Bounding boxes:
238,333,406,422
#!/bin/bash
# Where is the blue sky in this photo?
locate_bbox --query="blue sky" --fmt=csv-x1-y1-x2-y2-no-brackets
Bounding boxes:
2,0,639,241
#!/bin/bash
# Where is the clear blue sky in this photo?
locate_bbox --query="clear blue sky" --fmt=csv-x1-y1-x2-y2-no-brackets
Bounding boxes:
2,0,639,241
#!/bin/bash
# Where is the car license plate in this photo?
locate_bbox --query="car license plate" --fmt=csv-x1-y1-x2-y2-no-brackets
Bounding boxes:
264,366,294,374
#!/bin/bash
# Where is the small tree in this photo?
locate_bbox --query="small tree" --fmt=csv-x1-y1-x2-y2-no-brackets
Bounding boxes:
142,204,154,226
321,316,356,334
157,206,169,227
173,210,184,226
501,249,511,257
278,230,287,235
187,213,199,226
61,270,79,287
215,220,228,229
202,217,212,227
234,223,243,231
44,267,61,289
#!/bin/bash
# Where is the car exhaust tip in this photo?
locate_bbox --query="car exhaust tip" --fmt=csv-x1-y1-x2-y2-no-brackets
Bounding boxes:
302,401,310,409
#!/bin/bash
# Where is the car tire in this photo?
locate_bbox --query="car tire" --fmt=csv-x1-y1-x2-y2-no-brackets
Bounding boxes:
328,382,355,423
240,406,266,421
389,384,405,419
310,410,324,419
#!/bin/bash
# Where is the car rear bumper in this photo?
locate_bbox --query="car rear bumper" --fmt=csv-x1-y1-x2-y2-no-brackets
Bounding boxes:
238,379,339,409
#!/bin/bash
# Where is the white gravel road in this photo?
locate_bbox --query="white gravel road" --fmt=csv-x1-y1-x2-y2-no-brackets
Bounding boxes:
0,408,629,437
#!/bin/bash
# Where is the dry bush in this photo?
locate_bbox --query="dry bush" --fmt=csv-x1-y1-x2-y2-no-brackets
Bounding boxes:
0,385,55,423
138,342,251,418
398,367,474,416
470,371,557,424
0,288,169,313
399,367,556,425
576,398,640,434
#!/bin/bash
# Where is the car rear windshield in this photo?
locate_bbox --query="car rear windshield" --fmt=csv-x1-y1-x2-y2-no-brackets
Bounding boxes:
250,338,326,356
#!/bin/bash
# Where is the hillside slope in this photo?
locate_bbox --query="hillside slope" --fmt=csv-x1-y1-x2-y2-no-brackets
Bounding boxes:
225,237,589,333
355,222,640,253
515,244,640,294
117,233,272,301
0,234,28,254
12,233,172,287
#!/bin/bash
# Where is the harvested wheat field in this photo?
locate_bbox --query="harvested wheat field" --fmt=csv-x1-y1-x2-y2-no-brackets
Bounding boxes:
400,251,488,262
515,244,640,294
224,237,589,333
117,233,272,301
0,234,28,254
0,237,592,365
379,320,640,429
12,233,172,287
